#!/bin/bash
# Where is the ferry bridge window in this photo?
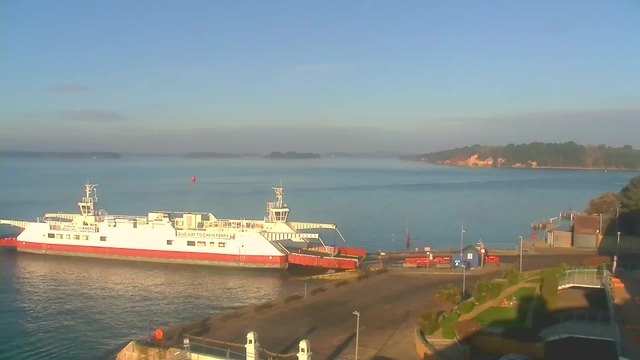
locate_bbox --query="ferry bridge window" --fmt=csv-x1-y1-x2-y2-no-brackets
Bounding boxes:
209,241,216,247
187,241,195,246
219,242,226,248
166,240,174,245
100,236,107,242
56,234,63,239
197,241,206,247
82,235,89,240
66,234,71,239
73,235,80,240
48,233,55,238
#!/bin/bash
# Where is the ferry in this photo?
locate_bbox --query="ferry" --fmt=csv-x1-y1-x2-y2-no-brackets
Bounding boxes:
0,185,365,270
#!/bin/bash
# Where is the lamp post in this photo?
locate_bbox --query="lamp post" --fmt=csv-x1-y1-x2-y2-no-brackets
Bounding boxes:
460,223,465,256
519,236,523,273
617,231,621,259
352,311,360,360
462,260,466,299
460,224,466,297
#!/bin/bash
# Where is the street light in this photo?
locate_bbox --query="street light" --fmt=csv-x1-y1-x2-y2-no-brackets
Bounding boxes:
519,236,523,273
460,223,465,256
460,224,466,297
353,311,360,360
617,231,621,259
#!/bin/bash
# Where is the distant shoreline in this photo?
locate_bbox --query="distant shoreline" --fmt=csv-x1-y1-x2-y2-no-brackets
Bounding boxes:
406,160,640,172
0,151,121,159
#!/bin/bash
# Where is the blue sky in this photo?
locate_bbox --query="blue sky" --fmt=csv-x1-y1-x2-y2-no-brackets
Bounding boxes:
2,0,639,153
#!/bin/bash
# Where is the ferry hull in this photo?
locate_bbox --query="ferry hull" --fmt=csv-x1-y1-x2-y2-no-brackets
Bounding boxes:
16,241,287,269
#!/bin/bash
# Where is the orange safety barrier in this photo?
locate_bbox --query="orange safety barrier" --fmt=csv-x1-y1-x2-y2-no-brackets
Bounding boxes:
614,283,625,288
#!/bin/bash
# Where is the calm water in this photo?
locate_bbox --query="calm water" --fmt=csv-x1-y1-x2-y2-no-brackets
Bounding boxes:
1,157,637,359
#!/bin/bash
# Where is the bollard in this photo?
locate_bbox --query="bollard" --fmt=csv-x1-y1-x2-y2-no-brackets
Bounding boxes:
245,332,259,360
297,339,312,360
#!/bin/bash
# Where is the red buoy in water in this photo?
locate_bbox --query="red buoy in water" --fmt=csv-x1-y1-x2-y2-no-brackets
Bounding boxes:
191,177,196,183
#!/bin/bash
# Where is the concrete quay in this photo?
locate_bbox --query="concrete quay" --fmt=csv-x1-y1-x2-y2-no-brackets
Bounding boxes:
155,252,594,360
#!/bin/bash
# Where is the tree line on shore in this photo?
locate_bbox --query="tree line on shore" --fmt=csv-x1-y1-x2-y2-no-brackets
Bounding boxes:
404,142,640,169
585,176,640,236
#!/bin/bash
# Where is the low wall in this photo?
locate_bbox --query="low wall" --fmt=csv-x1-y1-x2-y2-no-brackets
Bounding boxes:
116,341,182,360
415,326,460,360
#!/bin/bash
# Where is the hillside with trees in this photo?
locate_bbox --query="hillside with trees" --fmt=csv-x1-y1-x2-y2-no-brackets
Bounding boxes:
402,142,640,169
587,176,640,237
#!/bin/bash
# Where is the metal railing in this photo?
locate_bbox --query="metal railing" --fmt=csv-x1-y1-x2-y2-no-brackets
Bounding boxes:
557,269,605,289
549,309,610,324
188,341,246,360
541,321,616,342
483,243,519,251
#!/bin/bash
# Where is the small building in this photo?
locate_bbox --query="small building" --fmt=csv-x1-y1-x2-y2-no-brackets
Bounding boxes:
573,215,601,249
547,224,573,248
452,245,481,268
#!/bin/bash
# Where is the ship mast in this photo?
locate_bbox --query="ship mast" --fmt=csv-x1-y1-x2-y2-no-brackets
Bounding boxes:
78,184,98,216
266,187,289,223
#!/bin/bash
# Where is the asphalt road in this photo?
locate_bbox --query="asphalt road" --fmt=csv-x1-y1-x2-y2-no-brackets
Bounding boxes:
161,252,596,360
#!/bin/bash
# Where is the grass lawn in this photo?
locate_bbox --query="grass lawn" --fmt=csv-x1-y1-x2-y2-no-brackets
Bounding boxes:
511,287,536,301
472,306,522,326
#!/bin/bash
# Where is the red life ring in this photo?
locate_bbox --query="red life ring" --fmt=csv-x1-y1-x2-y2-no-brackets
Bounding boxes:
155,329,164,340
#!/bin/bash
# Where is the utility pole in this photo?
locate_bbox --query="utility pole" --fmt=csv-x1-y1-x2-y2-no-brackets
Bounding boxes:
617,231,621,260
461,224,466,297
519,236,523,273
352,311,360,360
462,262,466,299
460,223,465,256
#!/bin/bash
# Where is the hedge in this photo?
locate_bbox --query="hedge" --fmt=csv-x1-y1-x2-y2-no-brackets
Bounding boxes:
442,312,460,325
502,268,521,286
457,300,475,314
541,274,558,301
420,311,440,335
488,280,507,299
442,322,457,339
473,281,491,304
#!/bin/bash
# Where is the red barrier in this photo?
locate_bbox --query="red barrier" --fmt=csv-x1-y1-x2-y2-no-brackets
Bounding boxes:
288,253,357,270
336,247,367,258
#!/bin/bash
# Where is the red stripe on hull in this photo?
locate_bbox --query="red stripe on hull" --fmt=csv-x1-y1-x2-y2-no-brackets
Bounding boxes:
16,241,286,269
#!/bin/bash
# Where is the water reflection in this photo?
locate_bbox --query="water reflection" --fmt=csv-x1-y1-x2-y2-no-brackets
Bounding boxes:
1,251,299,360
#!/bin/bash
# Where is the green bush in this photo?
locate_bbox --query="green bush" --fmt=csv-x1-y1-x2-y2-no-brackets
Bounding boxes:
502,268,521,286
473,280,491,304
441,313,460,339
488,280,507,299
436,284,462,305
421,322,440,335
420,311,438,323
457,300,475,314
419,311,440,335
442,322,457,339
442,312,460,324
541,274,559,301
